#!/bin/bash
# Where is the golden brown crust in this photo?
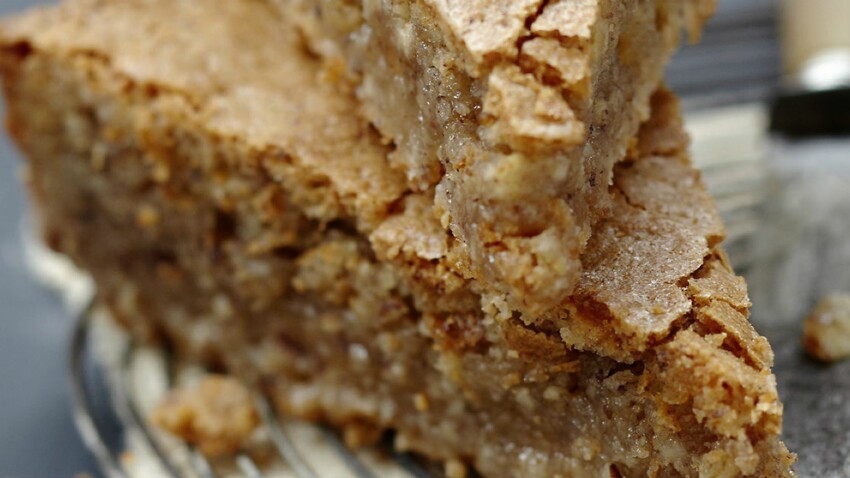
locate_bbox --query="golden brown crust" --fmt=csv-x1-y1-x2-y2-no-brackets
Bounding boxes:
653,328,782,439
632,87,692,158
560,140,723,358
1,0,405,231
689,258,752,312
427,0,543,69
482,63,585,149
274,0,718,320
530,0,597,39
0,0,753,363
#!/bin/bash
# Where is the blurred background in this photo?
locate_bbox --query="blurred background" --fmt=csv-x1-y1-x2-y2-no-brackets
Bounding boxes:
0,0,848,476
0,0,101,477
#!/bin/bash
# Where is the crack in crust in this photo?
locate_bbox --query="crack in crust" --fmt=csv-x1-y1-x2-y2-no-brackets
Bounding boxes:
273,0,718,322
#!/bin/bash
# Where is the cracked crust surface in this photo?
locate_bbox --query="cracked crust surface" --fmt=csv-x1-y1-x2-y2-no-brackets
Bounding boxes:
273,0,717,321
1,0,404,232
0,0,794,476
1,0,724,363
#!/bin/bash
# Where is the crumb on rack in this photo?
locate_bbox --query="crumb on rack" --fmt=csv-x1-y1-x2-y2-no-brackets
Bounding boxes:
151,375,259,457
802,293,850,363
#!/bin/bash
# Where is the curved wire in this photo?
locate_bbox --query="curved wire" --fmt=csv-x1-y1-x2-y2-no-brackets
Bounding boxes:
68,298,129,478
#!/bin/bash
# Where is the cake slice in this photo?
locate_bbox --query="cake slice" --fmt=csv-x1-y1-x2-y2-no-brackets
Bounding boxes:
0,0,795,476
273,0,717,319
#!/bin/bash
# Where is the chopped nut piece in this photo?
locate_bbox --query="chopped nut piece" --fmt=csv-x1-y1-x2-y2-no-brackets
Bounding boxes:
413,393,430,412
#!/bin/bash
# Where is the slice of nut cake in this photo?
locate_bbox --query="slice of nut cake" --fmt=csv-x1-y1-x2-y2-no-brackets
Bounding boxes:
0,0,794,476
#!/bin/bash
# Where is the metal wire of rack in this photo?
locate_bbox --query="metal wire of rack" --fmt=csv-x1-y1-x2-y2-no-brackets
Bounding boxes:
69,297,439,478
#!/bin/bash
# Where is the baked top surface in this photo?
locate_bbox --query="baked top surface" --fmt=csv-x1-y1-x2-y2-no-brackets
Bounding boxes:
2,0,741,362
9,0,719,326
2,0,406,229
271,0,719,322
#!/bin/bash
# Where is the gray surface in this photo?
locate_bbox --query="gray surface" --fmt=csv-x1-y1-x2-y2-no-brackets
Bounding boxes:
0,0,847,477
768,327,850,478
0,2,98,477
